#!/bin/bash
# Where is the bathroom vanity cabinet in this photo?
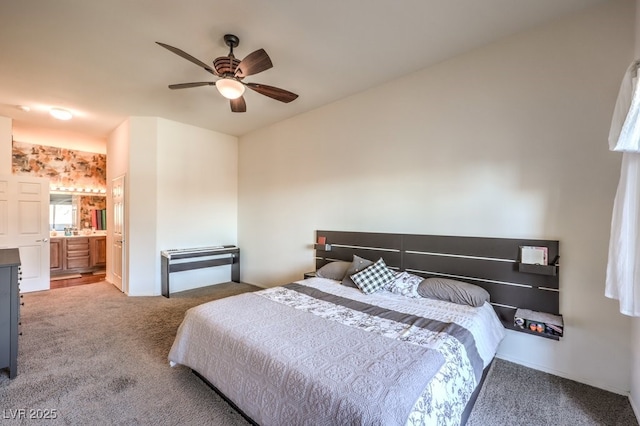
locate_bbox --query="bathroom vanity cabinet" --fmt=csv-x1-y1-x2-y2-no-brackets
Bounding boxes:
50,236,106,275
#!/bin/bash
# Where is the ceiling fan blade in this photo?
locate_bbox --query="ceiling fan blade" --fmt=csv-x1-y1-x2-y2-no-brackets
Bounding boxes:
245,83,298,103
230,96,247,113
235,49,273,78
168,82,215,89
156,42,217,75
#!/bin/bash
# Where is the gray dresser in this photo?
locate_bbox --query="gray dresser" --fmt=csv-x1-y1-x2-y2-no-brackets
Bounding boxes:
0,248,21,379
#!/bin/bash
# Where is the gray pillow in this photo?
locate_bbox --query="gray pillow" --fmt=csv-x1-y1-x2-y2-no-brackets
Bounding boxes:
315,261,351,281
341,255,374,288
417,278,490,307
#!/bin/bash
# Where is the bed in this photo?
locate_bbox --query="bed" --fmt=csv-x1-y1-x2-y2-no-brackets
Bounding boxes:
168,231,560,425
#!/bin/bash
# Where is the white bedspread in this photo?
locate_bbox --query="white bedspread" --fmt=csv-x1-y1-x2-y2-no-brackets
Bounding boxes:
169,277,505,425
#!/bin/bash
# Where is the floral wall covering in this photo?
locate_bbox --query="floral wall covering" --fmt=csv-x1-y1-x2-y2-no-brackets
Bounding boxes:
12,140,106,190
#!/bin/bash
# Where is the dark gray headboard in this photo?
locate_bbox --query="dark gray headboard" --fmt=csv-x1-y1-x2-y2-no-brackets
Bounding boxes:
314,230,560,338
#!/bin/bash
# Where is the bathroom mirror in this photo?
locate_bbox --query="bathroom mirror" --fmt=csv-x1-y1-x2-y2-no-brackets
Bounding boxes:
50,192,106,231
50,193,75,231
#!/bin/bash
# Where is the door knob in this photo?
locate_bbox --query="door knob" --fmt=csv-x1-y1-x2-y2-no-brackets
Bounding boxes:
36,238,49,242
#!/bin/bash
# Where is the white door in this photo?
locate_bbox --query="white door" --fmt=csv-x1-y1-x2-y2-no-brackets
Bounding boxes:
0,175,50,292
111,175,125,292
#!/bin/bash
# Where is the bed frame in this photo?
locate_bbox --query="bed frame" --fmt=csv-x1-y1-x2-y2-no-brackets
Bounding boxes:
194,230,560,425
314,230,560,337
313,230,559,425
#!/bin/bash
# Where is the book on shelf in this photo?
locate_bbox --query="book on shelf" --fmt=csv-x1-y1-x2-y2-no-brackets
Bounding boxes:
91,210,98,229
520,246,548,265
92,208,107,230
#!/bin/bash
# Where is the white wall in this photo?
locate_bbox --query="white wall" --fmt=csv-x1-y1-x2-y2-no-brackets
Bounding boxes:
126,117,159,296
155,118,238,293
106,117,238,296
106,119,130,287
12,125,106,153
238,0,634,394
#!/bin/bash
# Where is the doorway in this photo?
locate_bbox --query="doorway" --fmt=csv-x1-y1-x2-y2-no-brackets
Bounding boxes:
0,175,50,293
49,192,108,289
111,175,126,293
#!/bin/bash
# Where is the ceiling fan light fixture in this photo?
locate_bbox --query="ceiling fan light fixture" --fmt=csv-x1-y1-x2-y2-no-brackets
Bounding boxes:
157,36,297,111
216,78,245,100
49,107,73,120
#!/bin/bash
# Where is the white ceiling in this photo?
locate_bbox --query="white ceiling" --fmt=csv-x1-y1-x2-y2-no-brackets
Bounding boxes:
0,0,609,138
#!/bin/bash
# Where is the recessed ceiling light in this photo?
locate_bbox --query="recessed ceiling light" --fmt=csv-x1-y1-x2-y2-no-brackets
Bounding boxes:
49,107,73,120
17,105,31,112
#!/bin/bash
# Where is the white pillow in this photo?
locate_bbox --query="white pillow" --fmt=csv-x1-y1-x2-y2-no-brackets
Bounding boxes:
385,271,423,298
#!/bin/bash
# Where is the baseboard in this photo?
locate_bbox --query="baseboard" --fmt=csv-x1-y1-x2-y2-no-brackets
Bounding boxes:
243,281,267,289
495,354,628,396
630,392,640,424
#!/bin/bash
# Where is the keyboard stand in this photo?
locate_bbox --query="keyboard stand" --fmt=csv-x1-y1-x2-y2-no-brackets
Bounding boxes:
160,245,240,298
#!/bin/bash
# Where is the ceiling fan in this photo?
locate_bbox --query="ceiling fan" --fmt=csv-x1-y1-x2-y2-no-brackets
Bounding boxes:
156,34,298,113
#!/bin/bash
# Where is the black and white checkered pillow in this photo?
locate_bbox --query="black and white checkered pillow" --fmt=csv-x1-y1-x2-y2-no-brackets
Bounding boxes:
350,258,396,294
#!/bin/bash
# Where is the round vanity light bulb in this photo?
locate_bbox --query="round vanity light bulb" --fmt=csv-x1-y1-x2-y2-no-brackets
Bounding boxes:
216,78,245,100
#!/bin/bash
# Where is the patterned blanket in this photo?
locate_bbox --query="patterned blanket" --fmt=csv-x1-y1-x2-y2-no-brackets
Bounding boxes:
169,280,495,425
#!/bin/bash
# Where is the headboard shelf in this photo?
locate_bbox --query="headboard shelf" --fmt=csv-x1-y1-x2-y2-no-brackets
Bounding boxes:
315,230,561,338
517,263,558,276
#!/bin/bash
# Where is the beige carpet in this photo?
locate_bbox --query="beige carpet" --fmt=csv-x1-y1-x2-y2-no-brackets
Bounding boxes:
467,359,637,426
0,281,258,425
1,281,637,425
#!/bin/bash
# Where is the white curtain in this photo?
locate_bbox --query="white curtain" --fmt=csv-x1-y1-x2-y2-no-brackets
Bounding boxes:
606,60,640,316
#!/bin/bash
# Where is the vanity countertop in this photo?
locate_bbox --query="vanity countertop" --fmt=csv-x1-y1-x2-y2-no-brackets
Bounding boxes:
50,233,107,238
